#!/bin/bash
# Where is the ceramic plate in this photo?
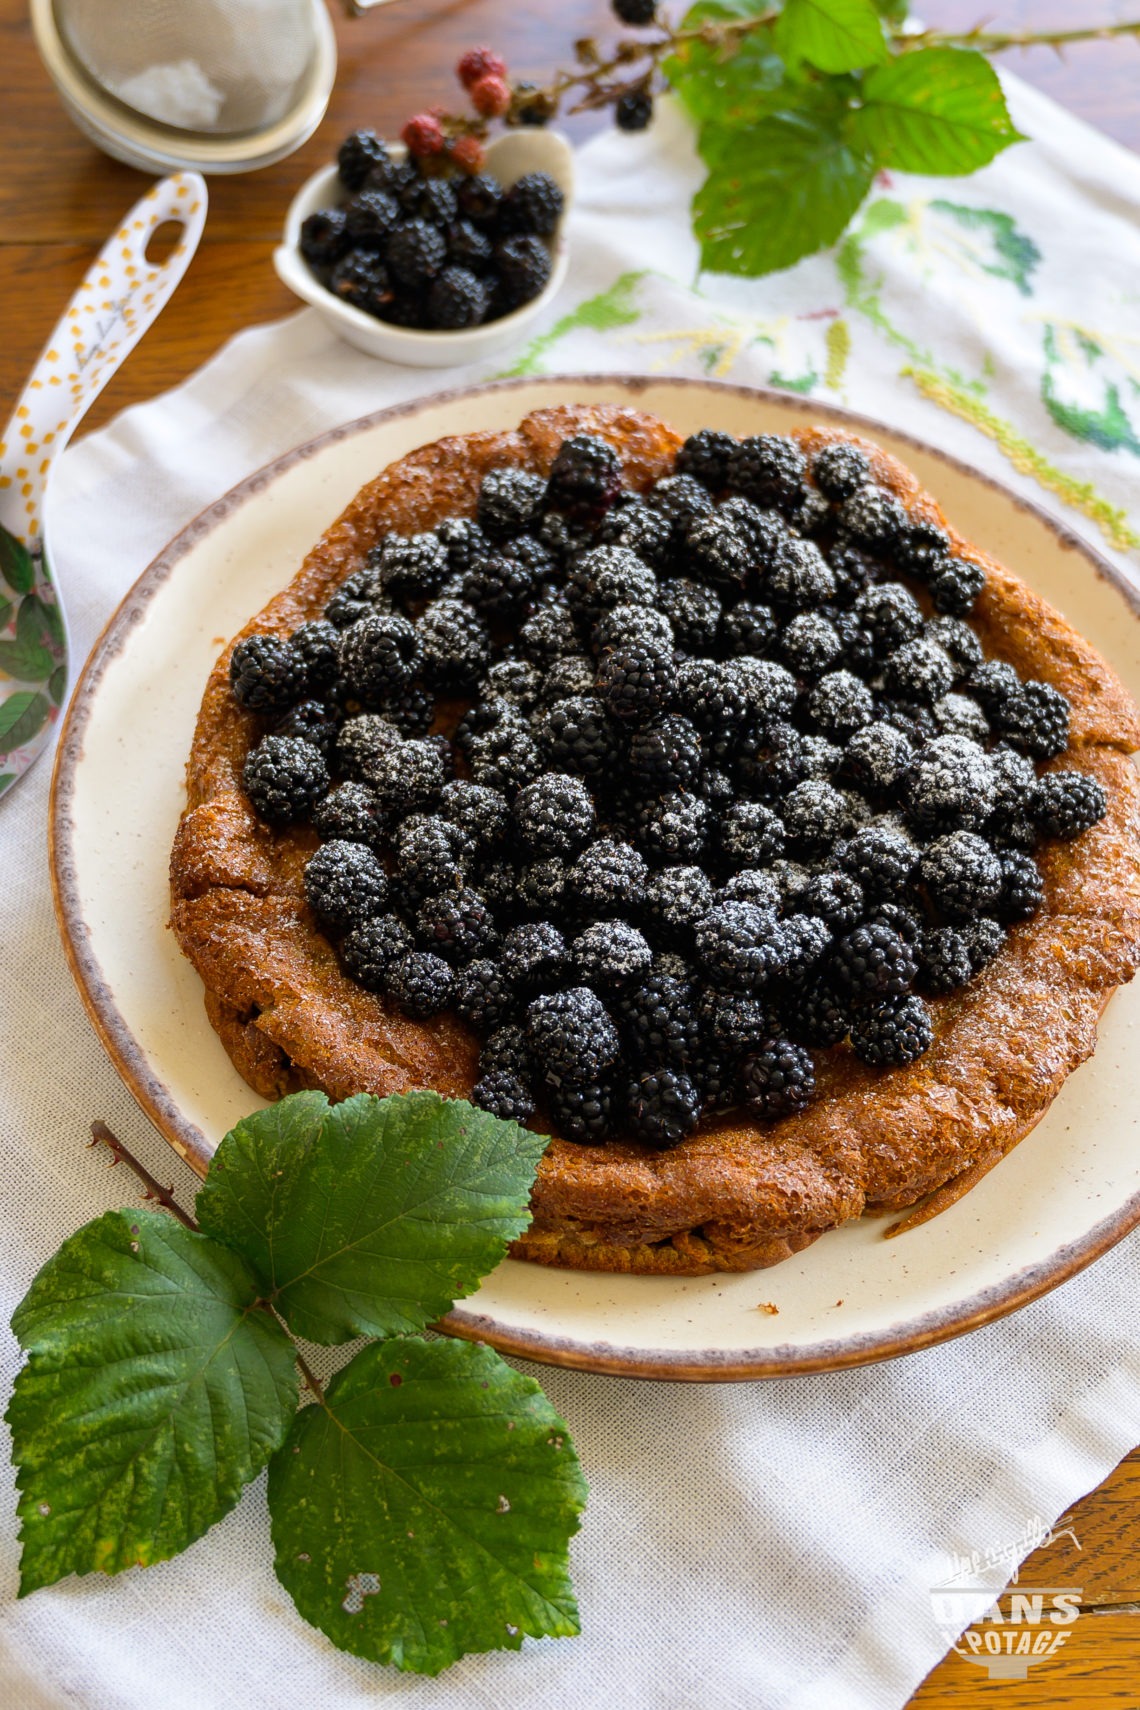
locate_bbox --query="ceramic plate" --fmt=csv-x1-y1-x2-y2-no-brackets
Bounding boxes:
50,375,1140,1381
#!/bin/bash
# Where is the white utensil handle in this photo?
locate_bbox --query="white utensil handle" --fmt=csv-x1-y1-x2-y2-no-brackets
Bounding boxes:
0,172,207,545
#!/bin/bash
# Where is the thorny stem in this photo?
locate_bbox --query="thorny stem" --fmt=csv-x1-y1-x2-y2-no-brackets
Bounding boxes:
905,21,1140,54
293,1347,326,1403
89,1120,198,1231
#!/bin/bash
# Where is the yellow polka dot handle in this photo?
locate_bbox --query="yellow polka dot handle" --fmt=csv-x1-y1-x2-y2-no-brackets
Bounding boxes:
0,172,207,797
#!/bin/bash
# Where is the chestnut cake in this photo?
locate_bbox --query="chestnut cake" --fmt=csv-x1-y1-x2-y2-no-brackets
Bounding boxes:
169,405,1140,1274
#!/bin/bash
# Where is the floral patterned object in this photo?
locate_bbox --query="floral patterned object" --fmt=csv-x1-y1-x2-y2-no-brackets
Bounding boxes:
0,174,206,797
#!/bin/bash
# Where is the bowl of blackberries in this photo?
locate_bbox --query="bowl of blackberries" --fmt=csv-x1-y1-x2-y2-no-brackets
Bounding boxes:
276,126,573,366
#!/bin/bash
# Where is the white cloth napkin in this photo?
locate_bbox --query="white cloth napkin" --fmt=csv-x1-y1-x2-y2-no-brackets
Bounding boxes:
3,76,1140,1710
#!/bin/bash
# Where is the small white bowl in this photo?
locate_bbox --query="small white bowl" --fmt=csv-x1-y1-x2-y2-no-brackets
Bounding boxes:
274,130,574,367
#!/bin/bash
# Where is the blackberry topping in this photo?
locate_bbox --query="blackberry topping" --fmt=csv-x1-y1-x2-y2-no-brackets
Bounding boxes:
366,738,445,815
542,656,596,703
643,865,715,941
498,171,564,236
482,657,541,710
781,781,853,854
536,696,618,776
780,612,842,678
289,619,341,691
325,565,383,629
904,734,996,833
787,488,831,539
969,659,1021,713
626,1069,701,1148
342,914,414,991
435,516,490,578
500,922,567,992
917,926,973,995
722,599,778,660
479,1023,532,1085
867,900,924,947
312,780,386,848
629,715,701,791
619,974,700,1066
573,920,652,989
513,772,596,857
596,499,673,569
783,979,851,1048
698,987,772,1056
304,839,388,931
648,473,714,530
683,515,753,589
961,916,1006,972
812,441,871,501
462,550,542,618
516,856,569,916
695,901,789,992
428,266,488,329
527,986,621,1079
1032,770,1107,839
657,579,722,653
842,723,913,797
850,995,933,1067
801,735,843,781
722,868,782,913
273,699,337,755
809,670,874,740
719,496,787,565
230,634,307,712
453,960,516,1034
895,518,951,578
571,545,658,616
783,913,833,979
416,887,500,964
440,779,508,850
547,1078,614,1145
997,850,1045,921
494,234,552,306
467,724,543,794
827,541,879,601
840,823,918,900
833,922,917,997
837,484,906,549
634,791,708,863
396,814,469,900
417,598,490,688
994,679,1071,758
385,219,447,288
766,537,836,610
242,735,327,825
547,434,622,517
339,612,420,702
932,693,990,743
920,831,1003,920
727,434,807,512
802,871,865,932
472,1070,535,1124
736,721,805,797
594,603,674,655
478,467,547,539
384,679,436,738
386,950,454,1018
739,1038,815,1117
883,636,956,705
930,555,986,616
519,598,581,663
596,639,676,723
676,429,737,490
335,713,401,781
717,801,786,869
926,615,984,675
854,583,923,653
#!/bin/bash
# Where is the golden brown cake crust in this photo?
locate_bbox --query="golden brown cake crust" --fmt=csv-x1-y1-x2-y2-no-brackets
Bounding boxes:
170,405,1140,1274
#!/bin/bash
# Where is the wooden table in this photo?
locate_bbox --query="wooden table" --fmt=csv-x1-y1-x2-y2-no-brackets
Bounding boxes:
2,1,1137,1701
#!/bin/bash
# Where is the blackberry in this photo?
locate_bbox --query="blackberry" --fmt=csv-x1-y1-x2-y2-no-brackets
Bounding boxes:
273,699,337,755
783,913,833,979
727,434,807,512
676,660,750,753
478,467,546,538
595,498,673,569
341,913,414,991
546,433,621,518
366,738,445,815
594,603,674,656
932,693,990,743
345,189,401,249
718,870,781,913
229,633,307,712
837,484,906,549
626,1068,699,1147
926,615,984,675
313,780,386,848
445,219,493,273
519,598,581,663
643,864,714,941
682,515,753,589
538,696,620,777
573,920,652,989
736,722,805,797
339,612,420,702
930,554,986,616
547,1077,614,1144
717,801,785,869
395,814,469,900
739,1039,815,1117
781,781,854,854
770,860,812,910
324,565,384,629
455,960,517,1035
288,619,341,693
853,583,923,653
676,428,736,490
829,606,877,674
337,129,389,191
833,922,917,996
994,680,1071,759
468,725,543,794
300,206,349,267
615,90,654,131
455,172,504,227
475,858,522,914
242,735,327,825
570,545,658,616
839,823,918,900
865,899,924,948
440,779,508,850
516,856,569,916
634,791,708,863
566,839,647,917
1032,770,1107,839
801,735,843,781
895,518,951,579
904,734,996,833
812,441,870,502
480,1023,532,1084
335,712,401,781
695,900,789,991
417,598,490,688
656,579,722,653
802,871,865,932
783,979,851,1048
472,1070,535,1124
482,657,541,711
825,541,877,602
498,171,564,236
304,839,389,932
787,488,831,539
494,234,552,306
513,772,596,856
384,679,436,738
647,473,713,530
651,950,694,984
614,0,657,21
385,219,447,288
399,174,458,226
526,986,621,1078
387,950,454,1018
719,496,788,565
414,881,498,964
920,831,1003,920
917,926,973,995
765,537,836,610
428,266,488,329
850,995,933,1067
961,915,1006,972
968,659,1021,714
542,655,596,702
736,655,800,724
779,613,842,679
697,766,736,810
721,599,778,660
629,715,701,792
619,973,700,1066
841,723,913,798
808,670,874,741
434,516,490,578
697,987,773,1056
500,922,567,992
883,636,956,704
462,549,541,618
997,850,1045,921
597,639,676,723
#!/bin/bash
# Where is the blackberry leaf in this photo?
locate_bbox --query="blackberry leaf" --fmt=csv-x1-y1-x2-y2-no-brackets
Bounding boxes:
852,48,1025,176
776,0,888,76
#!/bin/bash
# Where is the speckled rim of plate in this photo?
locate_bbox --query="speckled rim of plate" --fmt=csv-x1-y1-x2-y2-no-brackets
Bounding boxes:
48,372,1140,1382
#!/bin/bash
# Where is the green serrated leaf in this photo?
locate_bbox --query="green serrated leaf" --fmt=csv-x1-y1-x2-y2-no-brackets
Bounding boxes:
269,1338,586,1675
0,598,57,681
694,103,875,277
18,591,64,654
852,47,1026,176
0,523,34,595
0,690,49,748
196,1090,548,1345
775,0,887,74
48,664,67,706
666,2,783,124
7,1209,298,1595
